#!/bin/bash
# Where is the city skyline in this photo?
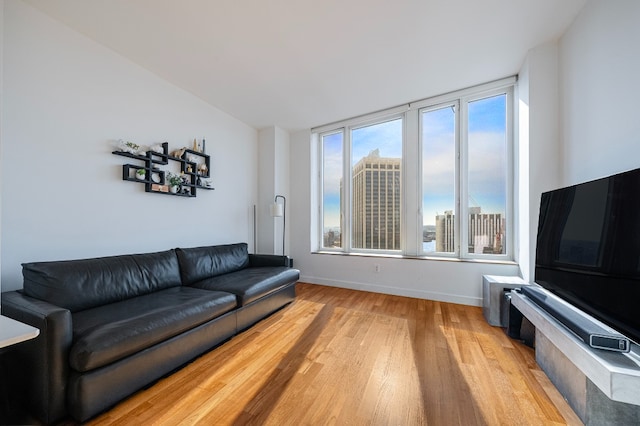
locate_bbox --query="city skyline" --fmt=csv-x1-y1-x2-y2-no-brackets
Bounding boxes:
322,94,507,242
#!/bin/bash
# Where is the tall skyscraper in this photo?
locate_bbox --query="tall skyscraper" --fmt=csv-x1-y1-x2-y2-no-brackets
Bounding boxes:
352,149,401,250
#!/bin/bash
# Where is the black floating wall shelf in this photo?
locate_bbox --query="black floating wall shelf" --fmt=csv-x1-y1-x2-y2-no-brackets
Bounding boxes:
112,142,214,197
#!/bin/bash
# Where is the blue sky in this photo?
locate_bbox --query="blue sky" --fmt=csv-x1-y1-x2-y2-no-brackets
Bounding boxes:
422,95,507,225
322,94,507,230
352,119,403,163
322,131,343,230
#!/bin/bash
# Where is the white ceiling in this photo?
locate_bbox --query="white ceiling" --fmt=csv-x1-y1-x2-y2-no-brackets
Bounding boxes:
24,0,586,131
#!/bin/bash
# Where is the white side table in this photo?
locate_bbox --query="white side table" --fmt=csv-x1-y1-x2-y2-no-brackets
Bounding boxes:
1,315,39,420
0,315,39,348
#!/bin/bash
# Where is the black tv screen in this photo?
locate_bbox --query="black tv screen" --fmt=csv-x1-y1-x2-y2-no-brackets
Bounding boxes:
535,168,640,345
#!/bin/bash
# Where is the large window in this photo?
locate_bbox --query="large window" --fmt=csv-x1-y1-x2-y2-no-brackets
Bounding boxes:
316,78,514,260
466,94,508,256
421,103,457,254
351,119,403,251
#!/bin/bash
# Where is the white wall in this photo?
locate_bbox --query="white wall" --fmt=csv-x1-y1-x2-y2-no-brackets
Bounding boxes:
289,129,520,306
559,0,640,184
257,127,276,254
515,57,530,283
1,1,258,291
518,43,563,282
257,126,290,255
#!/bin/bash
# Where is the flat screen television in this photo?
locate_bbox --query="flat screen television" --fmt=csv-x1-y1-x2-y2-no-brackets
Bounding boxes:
535,168,640,345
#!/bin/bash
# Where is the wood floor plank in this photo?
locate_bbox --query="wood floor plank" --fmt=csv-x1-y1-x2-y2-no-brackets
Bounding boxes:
73,283,583,426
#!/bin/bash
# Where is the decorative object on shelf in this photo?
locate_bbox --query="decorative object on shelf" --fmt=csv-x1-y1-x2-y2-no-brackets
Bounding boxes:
166,172,183,193
270,195,286,256
151,184,169,193
112,141,214,197
150,144,164,154
170,147,186,158
202,138,206,154
117,139,143,155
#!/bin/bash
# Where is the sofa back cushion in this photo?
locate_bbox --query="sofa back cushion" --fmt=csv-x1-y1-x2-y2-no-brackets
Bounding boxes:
22,249,182,312
176,243,249,285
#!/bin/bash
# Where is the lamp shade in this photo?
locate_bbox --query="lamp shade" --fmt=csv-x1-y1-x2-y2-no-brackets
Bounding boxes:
270,203,284,217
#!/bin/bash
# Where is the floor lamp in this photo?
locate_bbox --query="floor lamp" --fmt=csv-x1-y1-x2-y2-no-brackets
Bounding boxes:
270,195,286,256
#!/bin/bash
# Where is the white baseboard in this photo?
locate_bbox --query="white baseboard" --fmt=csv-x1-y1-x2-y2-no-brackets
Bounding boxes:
299,274,482,307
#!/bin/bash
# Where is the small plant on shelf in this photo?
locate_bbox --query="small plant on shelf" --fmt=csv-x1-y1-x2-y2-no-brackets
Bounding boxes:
136,169,146,179
166,172,184,194
117,139,142,154
166,172,183,188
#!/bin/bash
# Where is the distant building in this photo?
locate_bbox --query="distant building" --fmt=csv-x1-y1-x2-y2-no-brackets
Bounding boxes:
435,210,455,252
323,229,341,248
352,149,401,250
469,209,504,254
434,208,504,254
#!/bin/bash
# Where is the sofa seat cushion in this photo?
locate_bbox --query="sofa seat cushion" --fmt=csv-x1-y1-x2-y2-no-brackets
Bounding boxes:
189,267,299,306
69,287,237,373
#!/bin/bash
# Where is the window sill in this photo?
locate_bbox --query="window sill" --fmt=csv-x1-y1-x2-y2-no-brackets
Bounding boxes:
311,250,517,266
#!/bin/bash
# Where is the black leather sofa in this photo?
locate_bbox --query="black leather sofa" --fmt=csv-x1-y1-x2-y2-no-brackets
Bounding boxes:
0,243,299,424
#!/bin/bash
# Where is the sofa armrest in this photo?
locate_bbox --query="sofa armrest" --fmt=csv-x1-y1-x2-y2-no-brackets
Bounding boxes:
248,254,292,268
1,290,73,424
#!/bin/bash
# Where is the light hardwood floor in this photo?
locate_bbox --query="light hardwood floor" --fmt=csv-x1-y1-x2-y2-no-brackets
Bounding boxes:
81,283,582,425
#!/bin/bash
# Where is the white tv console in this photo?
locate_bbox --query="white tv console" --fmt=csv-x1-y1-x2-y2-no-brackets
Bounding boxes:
510,290,640,425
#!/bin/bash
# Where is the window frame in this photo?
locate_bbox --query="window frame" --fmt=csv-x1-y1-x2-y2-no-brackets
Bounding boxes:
457,87,514,261
314,77,515,262
348,115,404,255
418,100,460,258
319,129,346,252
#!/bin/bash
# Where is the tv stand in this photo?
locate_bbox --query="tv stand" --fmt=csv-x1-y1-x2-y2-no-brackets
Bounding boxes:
511,290,640,425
